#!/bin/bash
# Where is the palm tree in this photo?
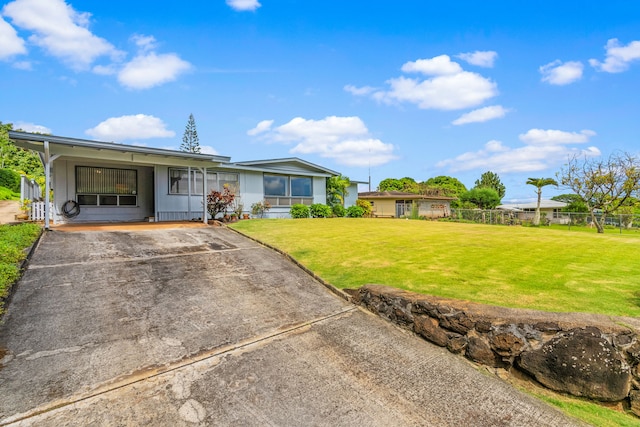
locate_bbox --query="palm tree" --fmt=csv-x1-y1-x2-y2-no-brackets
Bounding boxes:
526,177,558,226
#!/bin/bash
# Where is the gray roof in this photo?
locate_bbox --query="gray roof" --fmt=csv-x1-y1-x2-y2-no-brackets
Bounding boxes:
497,200,567,210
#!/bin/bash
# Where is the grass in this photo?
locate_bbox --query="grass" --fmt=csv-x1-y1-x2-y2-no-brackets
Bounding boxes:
231,218,640,425
0,185,20,200
231,218,640,318
0,223,41,313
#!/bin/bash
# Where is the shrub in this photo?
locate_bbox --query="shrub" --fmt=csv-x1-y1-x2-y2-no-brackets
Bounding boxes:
0,186,19,200
251,200,272,218
290,204,310,219
0,169,20,193
346,205,365,218
332,204,346,217
310,203,332,218
356,199,372,217
207,187,235,219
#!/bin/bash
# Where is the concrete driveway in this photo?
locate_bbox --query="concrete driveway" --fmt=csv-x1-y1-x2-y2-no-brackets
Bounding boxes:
0,225,582,426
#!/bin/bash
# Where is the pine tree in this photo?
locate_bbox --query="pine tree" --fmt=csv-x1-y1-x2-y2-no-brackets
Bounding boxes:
180,114,201,153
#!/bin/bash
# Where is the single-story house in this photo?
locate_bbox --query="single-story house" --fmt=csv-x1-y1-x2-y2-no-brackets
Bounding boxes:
496,200,567,223
358,191,455,218
9,130,344,228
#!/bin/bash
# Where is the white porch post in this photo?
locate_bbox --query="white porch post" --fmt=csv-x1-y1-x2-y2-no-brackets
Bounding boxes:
202,167,207,224
187,166,192,219
43,141,60,230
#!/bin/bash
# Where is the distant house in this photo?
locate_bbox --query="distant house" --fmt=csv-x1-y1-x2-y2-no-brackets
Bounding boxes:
496,200,567,223
358,191,455,218
9,131,346,227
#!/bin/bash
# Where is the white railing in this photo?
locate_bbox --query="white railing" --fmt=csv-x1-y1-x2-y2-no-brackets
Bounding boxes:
30,202,54,221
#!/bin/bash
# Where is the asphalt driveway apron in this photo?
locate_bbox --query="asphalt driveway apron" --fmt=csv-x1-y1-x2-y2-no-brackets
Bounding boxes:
0,225,583,426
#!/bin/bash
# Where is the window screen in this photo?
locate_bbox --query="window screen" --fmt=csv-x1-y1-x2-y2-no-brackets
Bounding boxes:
76,166,137,194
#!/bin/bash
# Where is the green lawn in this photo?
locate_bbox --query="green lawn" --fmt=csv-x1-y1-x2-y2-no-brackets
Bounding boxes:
231,218,640,317
0,223,42,313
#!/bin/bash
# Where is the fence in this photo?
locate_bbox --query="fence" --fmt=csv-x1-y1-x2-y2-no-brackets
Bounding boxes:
448,209,640,232
20,175,41,202
29,202,54,221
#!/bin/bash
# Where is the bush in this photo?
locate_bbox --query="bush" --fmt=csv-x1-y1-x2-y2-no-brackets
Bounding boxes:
356,199,372,217
346,205,365,218
290,204,310,219
310,203,332,218
332,204,346,217
0,169,20,193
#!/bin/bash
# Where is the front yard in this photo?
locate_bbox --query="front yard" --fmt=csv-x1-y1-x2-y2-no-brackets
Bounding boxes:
231,218,640,317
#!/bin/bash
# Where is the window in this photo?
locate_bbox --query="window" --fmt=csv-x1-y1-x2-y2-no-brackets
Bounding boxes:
76,166,138,206
264,174,313,206
169,168,238,195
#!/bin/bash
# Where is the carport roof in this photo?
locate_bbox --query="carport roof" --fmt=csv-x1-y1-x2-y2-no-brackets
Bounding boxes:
9,130,231,167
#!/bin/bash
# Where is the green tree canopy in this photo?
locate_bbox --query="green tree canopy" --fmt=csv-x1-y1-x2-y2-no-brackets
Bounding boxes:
474,171,505,200
422,175,468,197
460,187,501,210
180,113,201,153
378,177,419,193
0,122,44,181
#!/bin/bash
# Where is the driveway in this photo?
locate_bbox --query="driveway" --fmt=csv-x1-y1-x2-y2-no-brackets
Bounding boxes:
0,225,582,426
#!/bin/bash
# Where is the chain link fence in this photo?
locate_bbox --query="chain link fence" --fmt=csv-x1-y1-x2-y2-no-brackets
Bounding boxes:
448,209,640,232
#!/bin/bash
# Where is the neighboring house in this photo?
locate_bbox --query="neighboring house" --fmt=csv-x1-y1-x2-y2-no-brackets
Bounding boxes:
358,191,455,218
496,200,567,223
9,131,341,227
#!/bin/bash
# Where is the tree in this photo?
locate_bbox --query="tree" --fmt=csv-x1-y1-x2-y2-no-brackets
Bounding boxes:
378,177,419,193
474,171,505,200
180,114,201,153
460,187,501,209
558,152,640,233
326,174,350,207
526,177,558,226
422,175,467,208
1,122,44,182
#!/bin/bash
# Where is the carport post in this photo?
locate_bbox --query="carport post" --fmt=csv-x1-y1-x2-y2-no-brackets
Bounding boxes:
201,167,207,224
43,140,60,230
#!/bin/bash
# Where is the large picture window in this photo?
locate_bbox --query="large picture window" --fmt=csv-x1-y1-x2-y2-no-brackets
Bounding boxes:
76,166,138,206
264,174,313,206
169,168,238,195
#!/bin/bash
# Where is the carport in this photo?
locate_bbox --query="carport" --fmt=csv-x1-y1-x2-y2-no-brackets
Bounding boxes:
9,130,231,228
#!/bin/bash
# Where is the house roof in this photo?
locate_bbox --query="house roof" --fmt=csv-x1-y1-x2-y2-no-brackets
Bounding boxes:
358,191,456,201
233,158,339,176
8,130,231,167
497,200,567,211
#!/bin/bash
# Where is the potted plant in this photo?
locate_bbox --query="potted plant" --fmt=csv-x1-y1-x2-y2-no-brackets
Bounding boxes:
251,200,272,219
15,199,31,221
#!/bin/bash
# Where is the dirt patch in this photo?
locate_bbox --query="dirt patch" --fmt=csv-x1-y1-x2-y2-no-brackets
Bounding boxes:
0,200,20,224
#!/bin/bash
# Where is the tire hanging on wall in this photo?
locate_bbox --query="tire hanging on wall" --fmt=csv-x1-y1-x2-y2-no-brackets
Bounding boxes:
61,200,80,218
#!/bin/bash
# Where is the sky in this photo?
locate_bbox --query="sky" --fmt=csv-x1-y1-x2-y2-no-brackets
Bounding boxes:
1,0,639,202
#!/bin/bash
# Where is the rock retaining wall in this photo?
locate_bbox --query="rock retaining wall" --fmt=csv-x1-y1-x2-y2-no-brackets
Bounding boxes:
349,284,640,417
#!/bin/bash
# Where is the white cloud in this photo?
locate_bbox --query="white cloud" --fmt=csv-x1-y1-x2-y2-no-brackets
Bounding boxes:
519,129,595,145
14,121,51,133
457,51,498,68
351,54,497,111
540,60,583,85
437,128,600,173
85,114,175,141
226,0,261,12
247,119,274,136
200,145,219,155
131,34,157,52
589,38,640,73
12,60,31,70
452,105,510,125
2,0,122,70
344,84,376,96
118,52,191,90
0,16,26,59
247,116,397,167
401,55,462,75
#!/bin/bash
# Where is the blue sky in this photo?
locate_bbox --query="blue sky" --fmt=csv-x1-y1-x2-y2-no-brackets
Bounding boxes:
1,0,639,202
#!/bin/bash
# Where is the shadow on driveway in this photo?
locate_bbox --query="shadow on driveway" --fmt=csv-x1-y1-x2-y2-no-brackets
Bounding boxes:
0,226,582,426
